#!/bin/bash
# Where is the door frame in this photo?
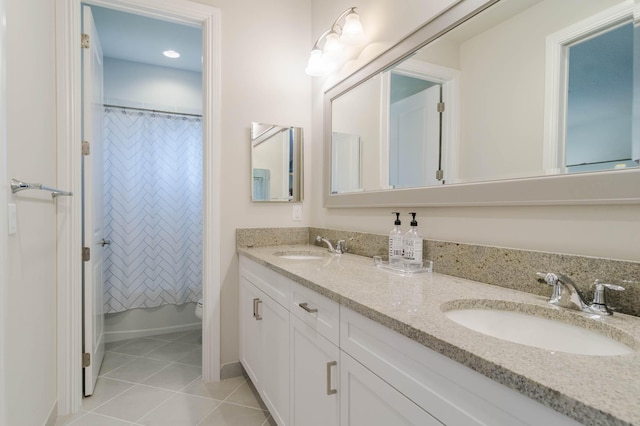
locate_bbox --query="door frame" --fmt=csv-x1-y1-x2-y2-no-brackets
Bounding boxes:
55,0,222,415
379,59,460,187
0,0,8,421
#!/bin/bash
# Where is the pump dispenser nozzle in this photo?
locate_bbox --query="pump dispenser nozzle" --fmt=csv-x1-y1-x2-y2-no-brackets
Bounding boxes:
409,212,418,226
392,212,401,225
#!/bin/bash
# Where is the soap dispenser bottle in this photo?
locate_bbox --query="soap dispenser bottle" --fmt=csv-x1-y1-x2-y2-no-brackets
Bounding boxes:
403,212,423,270
389,212,404,265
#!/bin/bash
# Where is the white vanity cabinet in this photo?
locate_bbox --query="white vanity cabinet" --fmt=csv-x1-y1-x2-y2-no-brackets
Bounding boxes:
239,257,290,426
239,254,581,426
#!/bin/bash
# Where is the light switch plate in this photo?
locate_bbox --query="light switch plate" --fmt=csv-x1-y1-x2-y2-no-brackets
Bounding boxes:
292,204,302,221
8,203,17,235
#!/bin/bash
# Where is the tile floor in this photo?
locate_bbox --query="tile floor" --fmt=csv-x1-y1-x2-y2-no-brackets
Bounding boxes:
55,329,276,426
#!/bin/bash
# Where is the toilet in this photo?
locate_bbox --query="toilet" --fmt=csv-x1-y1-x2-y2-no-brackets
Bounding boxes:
195,299,203,320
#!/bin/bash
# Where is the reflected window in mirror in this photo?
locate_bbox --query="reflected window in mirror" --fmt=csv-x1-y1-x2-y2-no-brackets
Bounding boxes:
566,22,636,173
251,122,303,202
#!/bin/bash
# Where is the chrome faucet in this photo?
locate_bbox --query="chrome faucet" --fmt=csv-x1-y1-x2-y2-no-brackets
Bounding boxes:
316,236,335,253
536,272,624,316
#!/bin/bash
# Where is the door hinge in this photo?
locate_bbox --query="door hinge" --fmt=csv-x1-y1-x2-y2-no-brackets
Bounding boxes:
82,140,90,156
436,169,444,181
81,33,90,49
82,247,90,262
82,352,91,368
437,102,445,113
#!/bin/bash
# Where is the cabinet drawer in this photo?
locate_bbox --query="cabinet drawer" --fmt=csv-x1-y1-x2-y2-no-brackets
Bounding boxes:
290,281,339,345
240,255,290,308
340,307,580,426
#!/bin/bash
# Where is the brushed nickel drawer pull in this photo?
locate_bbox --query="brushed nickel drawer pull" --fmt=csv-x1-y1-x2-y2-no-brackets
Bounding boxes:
253,298,263,320
298,302,318,314
326,361,337,395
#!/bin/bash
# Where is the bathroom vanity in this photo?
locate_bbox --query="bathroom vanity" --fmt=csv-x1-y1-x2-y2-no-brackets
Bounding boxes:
237,245,640,426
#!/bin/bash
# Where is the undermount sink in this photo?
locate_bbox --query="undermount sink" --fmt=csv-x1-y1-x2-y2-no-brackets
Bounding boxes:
443,303,635,356
274,250,330,260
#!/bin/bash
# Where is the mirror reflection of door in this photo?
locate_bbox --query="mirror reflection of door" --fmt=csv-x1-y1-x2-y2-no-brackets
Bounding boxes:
389,73,443,188
565,22,636,173
250,122,303,202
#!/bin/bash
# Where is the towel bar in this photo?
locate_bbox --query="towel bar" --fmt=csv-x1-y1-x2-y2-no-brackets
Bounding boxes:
10,178,73,198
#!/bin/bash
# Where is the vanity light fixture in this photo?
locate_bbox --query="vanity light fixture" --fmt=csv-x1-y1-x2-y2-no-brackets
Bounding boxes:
305,7,365,77
163,50,181,59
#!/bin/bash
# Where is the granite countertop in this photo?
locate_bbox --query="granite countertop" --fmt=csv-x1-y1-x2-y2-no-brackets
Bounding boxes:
238,245,640,426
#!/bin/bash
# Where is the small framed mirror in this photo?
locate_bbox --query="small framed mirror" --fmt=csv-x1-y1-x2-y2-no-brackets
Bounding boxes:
251,122,303,202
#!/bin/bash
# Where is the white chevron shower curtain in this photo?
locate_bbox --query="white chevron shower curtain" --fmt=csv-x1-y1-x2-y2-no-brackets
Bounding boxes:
103,107,203,313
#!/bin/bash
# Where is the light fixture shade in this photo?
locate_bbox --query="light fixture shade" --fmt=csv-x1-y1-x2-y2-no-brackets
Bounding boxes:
340,12,365,44
323,31,342,54
305,49,327,77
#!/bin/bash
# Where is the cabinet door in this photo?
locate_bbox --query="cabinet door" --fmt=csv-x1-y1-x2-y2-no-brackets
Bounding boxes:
260,293,290,426
340,352,442,426
290,316,339,426
239,277,263,388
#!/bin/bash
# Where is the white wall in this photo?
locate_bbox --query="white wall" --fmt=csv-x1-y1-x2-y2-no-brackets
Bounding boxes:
195,0,312,365
5,0,57,424
332,73,381,191
310,0,640,263
103,57,202,114
105,303,199,342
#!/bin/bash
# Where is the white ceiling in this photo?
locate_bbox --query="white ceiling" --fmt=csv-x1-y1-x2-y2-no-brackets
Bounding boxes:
90,5,203,73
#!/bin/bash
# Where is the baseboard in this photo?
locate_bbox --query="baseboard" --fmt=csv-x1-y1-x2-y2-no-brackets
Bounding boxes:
220,361,245,380
105,322,202,343
44,402,57,426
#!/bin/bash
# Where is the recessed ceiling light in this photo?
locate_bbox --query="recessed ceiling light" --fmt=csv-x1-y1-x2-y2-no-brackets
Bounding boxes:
163,50,180,59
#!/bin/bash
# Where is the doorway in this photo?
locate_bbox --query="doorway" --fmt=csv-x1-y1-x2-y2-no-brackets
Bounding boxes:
82,4,205,396
55,0,221,415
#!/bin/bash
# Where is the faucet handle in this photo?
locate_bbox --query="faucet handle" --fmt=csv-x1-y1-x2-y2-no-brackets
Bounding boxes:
336,240,346,254
589,280,625,315
536,272,559,286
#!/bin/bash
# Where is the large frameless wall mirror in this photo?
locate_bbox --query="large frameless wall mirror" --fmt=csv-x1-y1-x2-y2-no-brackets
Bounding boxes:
324,0,640,207
251,122,303,202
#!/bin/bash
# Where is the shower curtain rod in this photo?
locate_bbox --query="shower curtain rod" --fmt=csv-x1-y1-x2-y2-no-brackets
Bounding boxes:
103,104,203,118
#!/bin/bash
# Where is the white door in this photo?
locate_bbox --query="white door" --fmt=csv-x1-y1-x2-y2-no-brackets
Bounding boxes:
260,294,290,426
239,277,263,388
340,352,441,426
82,5,105,396
290,315,340,426
389,85,441,188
